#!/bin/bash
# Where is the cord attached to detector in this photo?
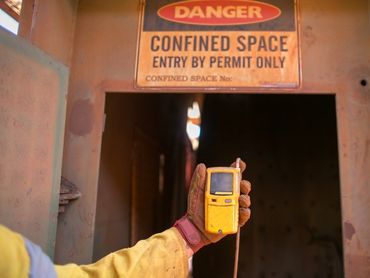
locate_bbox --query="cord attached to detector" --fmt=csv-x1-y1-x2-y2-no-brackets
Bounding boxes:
233,158,241,278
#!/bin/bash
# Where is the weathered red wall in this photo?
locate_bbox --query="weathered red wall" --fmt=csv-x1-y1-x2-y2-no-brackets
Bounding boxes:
18,0,79,67
0,27,68,257
16,0,370,276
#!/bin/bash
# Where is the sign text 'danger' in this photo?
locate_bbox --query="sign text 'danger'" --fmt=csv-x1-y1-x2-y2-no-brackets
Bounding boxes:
174,5,262,19
158,0,281,25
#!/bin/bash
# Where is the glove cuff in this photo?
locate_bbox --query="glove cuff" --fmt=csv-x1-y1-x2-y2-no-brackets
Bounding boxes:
174,215,205,253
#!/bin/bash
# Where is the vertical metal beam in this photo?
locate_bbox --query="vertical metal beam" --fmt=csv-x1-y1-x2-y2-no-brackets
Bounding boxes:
337,80,370,278
18,0,79,67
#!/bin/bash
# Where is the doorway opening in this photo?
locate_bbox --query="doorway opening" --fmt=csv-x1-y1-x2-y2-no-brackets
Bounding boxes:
194,94,343,277
95,93,343,277
93,93,191,260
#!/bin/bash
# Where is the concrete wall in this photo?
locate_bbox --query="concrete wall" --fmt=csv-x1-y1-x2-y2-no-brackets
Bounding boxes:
16,0,369,275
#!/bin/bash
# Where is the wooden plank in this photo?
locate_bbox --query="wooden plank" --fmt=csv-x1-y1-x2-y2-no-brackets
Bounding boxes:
0,1,20,21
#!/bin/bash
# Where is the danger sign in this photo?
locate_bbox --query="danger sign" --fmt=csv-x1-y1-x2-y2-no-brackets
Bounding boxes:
135,0,300,89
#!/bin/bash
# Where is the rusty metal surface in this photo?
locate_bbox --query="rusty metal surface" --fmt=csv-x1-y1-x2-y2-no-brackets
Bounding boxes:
54,0,140,264
0,27,68,257
18,0,79,67
297,1,370,276
25,0,368,274
336,74,370,277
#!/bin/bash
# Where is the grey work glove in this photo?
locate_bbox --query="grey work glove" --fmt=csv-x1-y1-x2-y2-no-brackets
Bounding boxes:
174,159,251,252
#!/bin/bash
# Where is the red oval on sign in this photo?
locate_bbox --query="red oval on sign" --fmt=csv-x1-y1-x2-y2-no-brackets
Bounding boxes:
157,0,281,26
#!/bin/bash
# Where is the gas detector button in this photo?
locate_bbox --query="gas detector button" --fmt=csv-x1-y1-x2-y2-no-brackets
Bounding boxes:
225,199,232,203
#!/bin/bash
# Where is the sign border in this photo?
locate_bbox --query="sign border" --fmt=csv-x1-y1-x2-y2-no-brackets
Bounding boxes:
134,0,302,91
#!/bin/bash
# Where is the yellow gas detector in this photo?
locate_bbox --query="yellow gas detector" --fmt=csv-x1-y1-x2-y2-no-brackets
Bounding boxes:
205,161,240,234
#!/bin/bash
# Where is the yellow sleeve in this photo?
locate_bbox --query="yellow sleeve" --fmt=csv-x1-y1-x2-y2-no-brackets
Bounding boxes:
0,225,30,278
55,227,189,278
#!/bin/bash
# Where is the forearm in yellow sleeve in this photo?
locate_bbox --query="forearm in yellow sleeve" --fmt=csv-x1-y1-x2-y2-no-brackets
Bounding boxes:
0,225,30,278
55,227,189,278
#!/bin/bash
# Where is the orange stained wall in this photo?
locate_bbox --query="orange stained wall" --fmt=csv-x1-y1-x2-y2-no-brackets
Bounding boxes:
17,0,370,276
0,27,68,258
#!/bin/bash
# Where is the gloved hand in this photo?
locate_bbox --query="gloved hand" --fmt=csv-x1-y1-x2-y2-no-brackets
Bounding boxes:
174,159,251,253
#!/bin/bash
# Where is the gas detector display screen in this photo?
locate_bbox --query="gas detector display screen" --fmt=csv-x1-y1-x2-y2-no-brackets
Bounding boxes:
210,173,233,194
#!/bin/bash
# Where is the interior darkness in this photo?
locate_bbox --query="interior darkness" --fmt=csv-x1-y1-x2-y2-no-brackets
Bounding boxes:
95,93,343,277
194,94,343,278
94,94,190,260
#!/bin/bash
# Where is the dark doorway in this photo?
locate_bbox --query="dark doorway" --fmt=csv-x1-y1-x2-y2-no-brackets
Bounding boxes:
94,93,190,261
194,94,343,277
94,93,343,277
